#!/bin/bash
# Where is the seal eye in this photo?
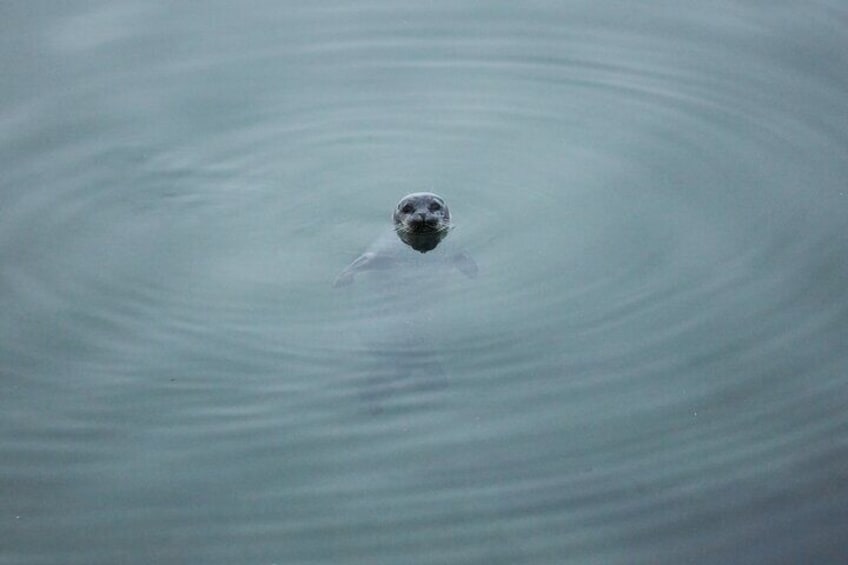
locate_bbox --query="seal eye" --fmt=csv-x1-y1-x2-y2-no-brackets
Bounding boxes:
429,202,442,212
401,204,415,214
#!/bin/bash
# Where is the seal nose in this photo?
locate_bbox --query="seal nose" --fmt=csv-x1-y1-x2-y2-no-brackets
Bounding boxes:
407,212,427,228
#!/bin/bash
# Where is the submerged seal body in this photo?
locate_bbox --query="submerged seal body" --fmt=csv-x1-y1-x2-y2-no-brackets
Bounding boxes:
334,193,477,412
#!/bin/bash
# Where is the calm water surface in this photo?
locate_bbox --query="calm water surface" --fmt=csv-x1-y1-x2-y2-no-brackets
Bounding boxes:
2,2,847,564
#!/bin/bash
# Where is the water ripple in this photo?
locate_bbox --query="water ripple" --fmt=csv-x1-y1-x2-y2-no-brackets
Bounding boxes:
2,2,847,563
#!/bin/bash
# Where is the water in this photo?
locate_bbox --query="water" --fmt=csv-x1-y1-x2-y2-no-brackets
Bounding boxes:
2,2,847,563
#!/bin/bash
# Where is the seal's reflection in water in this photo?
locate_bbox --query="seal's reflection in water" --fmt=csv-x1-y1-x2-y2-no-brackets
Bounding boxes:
334,193,477,413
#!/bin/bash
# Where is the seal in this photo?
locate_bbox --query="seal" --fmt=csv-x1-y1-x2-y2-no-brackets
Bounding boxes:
333,192,477,287
333,193,477,413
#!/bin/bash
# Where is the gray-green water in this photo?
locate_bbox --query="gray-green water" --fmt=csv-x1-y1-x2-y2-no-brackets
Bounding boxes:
2,2,847,564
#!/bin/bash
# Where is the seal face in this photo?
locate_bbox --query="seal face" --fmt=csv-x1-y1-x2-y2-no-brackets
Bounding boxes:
392,192,452,252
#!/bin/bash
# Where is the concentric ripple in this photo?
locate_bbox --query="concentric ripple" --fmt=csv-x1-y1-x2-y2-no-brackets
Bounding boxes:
1,2,847,564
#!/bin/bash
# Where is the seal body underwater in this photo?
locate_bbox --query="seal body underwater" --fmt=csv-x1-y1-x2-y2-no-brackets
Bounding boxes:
334,192,477,412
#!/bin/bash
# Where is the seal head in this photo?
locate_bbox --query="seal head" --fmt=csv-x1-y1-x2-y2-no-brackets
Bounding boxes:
392,192,452,252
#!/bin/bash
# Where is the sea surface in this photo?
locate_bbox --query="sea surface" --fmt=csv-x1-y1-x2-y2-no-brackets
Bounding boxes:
2,2,847,564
